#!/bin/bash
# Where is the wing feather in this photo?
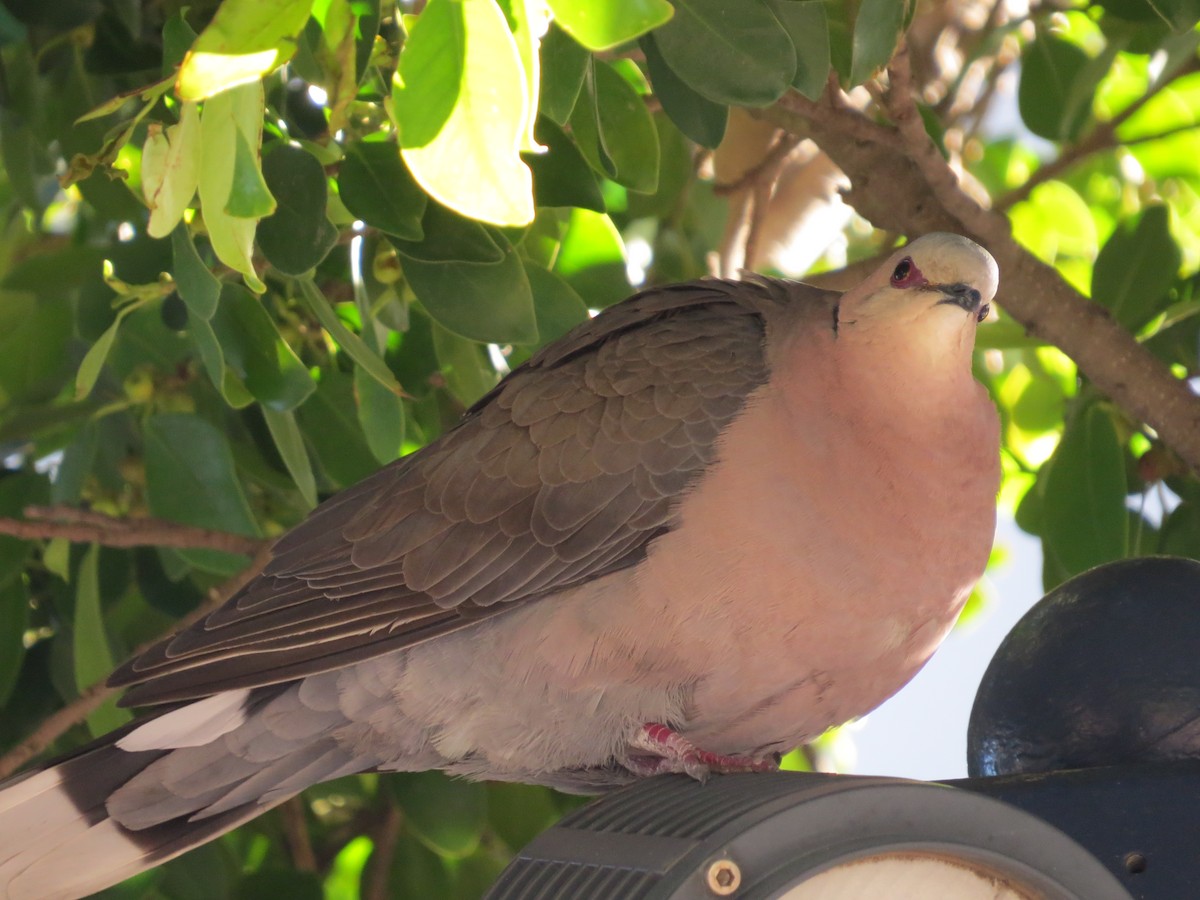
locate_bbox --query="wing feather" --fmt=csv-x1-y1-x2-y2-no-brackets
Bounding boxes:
111,278,835,706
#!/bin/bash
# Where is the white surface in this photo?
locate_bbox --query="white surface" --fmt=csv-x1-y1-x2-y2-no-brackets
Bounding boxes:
849,516,1043,780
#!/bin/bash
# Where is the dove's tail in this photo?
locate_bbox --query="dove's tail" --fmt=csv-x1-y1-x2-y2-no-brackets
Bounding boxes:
0,685,363,900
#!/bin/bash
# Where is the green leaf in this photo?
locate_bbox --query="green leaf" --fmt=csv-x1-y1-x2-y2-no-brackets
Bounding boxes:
1144,0,1200,31
295,277,404,396
524,117,606,211
0,580,28,708
338,140,427,240
171,225,220,320
258,144,337,276
431,323,497,406
539,24,588,125
0,474,48,588
163,6,199,75
547,0,673,50
1042,404,1129,581
1092,205,1181,331
768,0,830,99
144,413,260,574
211,285,316,411
177,0,313,101
236,868,324,900
190,315,255,408
74,309,129,400
297,371,382,488
393,210,539,343
74,545,132,736
198,82,267,292
262,407,318,508
1019,34,1095,142
143,102,201,239
225,128,277,219
553,207,629,307
389,771,487,859
390,0,461,147
653,0,795,107
850,0,906,85
393,0,535,226
524,261,588,345
569,60,659,193
389,202,505,264
355,364,406,463
640,34,728,148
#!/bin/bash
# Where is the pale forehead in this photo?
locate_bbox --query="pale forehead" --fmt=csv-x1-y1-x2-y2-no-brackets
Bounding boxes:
900,234,999,297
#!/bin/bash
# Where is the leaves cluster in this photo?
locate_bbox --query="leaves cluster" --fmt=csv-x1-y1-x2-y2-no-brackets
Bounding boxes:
3,0,1200,896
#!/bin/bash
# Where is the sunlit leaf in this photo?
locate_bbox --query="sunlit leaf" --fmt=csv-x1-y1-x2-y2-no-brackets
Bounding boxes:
393,0,535,226
547,0,672,50
177,0,312,101
355,364,406,463
225,128,276,219
143,102,201,239
198,82,267,292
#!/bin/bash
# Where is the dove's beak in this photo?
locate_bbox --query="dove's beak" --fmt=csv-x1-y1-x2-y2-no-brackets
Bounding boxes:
933,282,988,322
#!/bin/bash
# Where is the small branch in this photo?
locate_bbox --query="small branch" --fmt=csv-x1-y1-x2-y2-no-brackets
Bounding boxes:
713,132,800,195
362,800,403,900
0,543,274,779
0,506,266,556
761,50,1200,478
281,796,319,873
998,56,1200,210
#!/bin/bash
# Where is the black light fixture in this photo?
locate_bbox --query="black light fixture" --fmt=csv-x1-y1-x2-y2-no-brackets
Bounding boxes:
487,558,1200,899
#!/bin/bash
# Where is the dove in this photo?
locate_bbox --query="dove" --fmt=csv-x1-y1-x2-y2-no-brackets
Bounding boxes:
0,232,1000,899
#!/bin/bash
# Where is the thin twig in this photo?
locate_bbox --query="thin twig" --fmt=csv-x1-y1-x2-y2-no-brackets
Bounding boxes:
0,543,275,779
281,796,319,873
0,506,266,556
998,56,1200,210
713,132,800,195
362,800,403,900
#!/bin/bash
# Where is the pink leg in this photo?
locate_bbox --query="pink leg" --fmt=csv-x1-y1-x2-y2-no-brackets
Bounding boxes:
624,723,781,781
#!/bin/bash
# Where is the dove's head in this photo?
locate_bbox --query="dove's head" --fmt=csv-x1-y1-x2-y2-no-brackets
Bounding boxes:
836,234,998,355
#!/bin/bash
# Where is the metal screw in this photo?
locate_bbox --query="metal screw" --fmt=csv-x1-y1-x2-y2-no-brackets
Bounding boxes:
705,858,742,896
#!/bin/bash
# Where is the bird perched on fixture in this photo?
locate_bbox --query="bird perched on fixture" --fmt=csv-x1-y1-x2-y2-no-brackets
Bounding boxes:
0,232,1000,900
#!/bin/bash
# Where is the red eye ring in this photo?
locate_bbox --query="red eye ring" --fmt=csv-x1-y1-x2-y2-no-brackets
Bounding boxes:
890,257,925,288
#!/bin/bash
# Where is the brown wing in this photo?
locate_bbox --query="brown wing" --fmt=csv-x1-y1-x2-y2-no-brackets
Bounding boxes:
112,278,830,706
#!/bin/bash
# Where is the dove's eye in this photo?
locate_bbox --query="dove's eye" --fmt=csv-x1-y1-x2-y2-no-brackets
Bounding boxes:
891,258,917,286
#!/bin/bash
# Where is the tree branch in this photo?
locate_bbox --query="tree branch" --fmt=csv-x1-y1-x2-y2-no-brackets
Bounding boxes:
759,49,1200,476
0,506,266,555
281,796,319,873
0,543,274,779
362,799,403,900
997,56,1200,210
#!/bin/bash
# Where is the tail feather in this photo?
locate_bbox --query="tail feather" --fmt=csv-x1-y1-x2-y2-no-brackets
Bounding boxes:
0,681,367,899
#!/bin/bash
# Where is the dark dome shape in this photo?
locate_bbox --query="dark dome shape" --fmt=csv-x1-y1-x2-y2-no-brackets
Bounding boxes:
968,556,1200,778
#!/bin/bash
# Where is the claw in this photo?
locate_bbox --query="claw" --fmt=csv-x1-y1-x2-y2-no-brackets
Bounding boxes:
624,723,780,780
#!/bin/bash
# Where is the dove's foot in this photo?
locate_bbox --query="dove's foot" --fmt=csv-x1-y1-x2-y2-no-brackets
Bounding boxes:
623,723,781,781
